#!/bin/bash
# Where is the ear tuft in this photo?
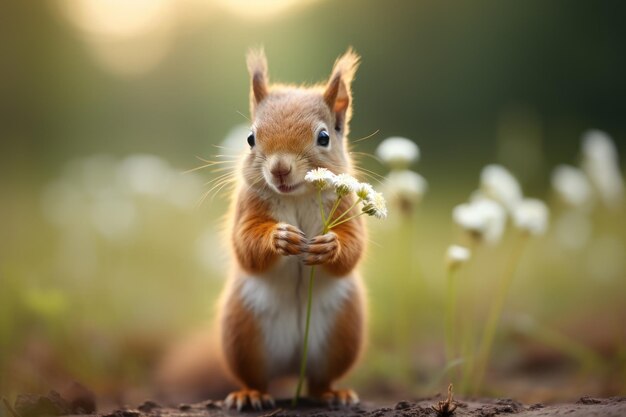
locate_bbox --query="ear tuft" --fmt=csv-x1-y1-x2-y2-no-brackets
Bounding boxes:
246,48,269,112
329,48,360,91
324,48,361,132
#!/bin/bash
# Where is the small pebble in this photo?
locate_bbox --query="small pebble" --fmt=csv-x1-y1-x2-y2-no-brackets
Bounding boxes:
394,401,412,410
138,400,160,412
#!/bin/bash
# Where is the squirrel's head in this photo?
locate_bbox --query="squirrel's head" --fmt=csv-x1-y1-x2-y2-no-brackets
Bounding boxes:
241,48,360,196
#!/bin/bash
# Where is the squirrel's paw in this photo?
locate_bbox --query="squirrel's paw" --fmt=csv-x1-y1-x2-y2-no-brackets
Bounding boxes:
224,389,275,411
303,232,339,266
273,223,307,256
321,388,359,406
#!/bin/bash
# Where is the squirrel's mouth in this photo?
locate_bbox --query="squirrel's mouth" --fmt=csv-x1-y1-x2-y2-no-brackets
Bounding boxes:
276,182,303,194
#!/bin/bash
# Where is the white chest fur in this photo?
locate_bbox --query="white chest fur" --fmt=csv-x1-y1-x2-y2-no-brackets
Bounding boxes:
236,192,356,378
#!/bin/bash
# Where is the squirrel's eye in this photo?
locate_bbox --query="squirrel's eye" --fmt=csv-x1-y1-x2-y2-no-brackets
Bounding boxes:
317,130,330,147
247,132,255,148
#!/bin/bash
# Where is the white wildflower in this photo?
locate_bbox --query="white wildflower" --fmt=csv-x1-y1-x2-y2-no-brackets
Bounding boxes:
384,170,428,205
376,137,420,169
480,164,523,212
551,165,592,208
355,182,374,200
453,197,506,244
512,198,549,236
446,244,471,269
305,167,336,190
333,173,360,196
581,129,624,209
362,191,388,219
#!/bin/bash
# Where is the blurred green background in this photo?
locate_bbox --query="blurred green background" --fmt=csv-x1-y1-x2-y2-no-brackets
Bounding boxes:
1,0,625,409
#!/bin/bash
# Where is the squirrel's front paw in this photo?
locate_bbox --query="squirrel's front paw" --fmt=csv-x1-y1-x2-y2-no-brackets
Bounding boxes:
303,232,339,266
273,223,307,256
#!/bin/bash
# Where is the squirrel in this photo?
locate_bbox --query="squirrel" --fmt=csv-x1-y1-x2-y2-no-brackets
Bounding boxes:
158,49,367,410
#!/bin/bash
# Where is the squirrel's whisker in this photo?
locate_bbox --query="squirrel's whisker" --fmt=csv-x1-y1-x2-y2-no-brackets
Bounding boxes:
352,129,380,143
204,171,236,187
350,151,383,165
235,110,251,121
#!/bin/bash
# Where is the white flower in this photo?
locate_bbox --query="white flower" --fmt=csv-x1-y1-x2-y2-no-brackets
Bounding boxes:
453,197,506,244
355,182,374,200
512,198,549,236
333,173,360,196
376,137,420,168
551,165,592,208
305,167,336,190
446,244,471,269
384,170,428,205
362,191,388,219
581,129,624,209
480,164,523,212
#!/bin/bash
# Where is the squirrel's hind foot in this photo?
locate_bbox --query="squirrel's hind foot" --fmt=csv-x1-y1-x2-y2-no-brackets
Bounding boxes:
320,389,359,407
224,389,275,411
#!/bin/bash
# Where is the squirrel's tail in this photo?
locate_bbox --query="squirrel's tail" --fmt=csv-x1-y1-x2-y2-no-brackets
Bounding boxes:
155,327,237,403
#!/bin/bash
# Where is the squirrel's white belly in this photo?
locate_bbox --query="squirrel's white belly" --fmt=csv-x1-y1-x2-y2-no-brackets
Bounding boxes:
238,266,355,378
237,193,355,378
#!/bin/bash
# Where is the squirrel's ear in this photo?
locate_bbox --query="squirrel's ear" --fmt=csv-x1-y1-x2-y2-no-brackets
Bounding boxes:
247,48,269,114
323,48,360,133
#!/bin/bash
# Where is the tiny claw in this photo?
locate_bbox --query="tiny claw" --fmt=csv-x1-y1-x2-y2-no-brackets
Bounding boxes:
321,389,359,407
224,390,273,411
224,393,235,410
262,394,276,408
236,395,245,412
348,390,360,405
250,397,262,410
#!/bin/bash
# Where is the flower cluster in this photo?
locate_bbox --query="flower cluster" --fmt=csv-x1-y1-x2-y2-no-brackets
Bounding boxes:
376,136,420,169
581,129,624,209
376,136,428,214
453,195,506,244
446,244,471,270
452,165,549,245
305,168,387,220
551,165,592,209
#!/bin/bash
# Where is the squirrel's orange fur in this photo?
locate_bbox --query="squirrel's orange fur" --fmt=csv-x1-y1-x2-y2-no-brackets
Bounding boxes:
158,49,367,410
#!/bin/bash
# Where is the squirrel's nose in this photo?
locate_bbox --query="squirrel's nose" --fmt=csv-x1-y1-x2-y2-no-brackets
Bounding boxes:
270,163,292,179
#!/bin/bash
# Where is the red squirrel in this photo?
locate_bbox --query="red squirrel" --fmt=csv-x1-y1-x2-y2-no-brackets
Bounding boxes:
159,49,367,410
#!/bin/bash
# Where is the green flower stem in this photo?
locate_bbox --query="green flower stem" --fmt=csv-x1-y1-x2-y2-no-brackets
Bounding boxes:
326,196,343,224
472,233,528,393
327,197,362,226
327,212,364,229
293,263,317,406
458,327,475,395
445,267,459,363
293,195,346,406
456,240,480,395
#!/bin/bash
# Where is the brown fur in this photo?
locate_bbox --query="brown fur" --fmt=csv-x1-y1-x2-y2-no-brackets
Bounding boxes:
219,286,267,390
227,48,366,405
158,49,367,406
308,281,366,397
231,187,280,274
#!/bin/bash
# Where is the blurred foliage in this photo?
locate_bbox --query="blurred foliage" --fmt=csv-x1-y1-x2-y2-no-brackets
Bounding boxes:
1,0,625,407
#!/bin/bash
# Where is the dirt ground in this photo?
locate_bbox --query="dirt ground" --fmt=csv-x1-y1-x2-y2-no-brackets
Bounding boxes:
8,392,626,417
